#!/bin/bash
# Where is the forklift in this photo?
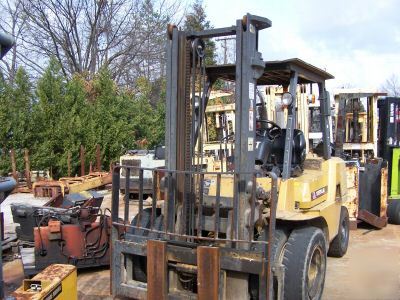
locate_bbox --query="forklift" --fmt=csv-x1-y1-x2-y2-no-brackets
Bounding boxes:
334,90,389,228
378,97,400,224
111,14,349,299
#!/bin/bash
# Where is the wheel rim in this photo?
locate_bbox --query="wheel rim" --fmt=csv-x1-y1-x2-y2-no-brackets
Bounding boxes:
307,245,325,299
340,217,349,250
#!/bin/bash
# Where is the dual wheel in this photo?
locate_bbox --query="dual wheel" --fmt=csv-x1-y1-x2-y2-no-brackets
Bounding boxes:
252,206,349,300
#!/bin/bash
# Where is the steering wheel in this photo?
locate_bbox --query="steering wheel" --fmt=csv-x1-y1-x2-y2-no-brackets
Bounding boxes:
256,120,282,140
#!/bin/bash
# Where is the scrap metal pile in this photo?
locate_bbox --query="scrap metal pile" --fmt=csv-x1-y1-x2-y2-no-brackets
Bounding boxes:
33,172,112,198
10,191,114,275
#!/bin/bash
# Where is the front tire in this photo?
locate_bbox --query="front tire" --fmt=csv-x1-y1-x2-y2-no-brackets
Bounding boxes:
328,206,349,257
249,228,288,299
283,226,327,300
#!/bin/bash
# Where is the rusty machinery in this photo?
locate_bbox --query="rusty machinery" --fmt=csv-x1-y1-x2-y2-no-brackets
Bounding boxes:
9,191,113,275
111,14,349,299
334,90,389,228
11,190,104,243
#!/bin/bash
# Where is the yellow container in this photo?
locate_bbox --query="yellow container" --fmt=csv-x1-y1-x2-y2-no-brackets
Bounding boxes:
11,264,77,300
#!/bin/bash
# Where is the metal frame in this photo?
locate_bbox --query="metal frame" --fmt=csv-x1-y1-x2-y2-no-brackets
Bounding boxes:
111,13,337,298
107,14,353,300
111,165,278,299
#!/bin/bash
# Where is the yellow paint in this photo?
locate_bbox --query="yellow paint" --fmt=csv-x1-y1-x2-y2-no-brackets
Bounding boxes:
205,157,347,242
12,264,77,300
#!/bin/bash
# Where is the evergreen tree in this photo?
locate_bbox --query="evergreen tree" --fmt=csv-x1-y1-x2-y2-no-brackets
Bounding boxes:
0,74,12,175
0,67,34,175
31,58,67,177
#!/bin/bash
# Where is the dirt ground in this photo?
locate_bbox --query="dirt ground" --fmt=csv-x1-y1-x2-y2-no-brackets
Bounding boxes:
2,193,400,299
75,224,400,299
324,224,400,299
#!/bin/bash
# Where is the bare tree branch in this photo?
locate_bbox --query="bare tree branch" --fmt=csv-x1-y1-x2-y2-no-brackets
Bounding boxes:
13,0,184,85
381,74,400,97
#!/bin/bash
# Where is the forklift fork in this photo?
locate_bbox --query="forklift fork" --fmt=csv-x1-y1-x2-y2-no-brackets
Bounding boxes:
147,239,222,300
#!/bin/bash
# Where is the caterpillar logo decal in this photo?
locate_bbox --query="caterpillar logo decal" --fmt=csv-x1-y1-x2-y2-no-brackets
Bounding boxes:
311,186,327,200
43,283,62,300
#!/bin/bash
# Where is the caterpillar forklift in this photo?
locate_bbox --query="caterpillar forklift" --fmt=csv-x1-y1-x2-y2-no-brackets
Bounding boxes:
111,14,349,299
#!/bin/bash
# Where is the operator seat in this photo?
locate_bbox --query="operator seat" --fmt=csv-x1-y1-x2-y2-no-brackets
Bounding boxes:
255,129,306,176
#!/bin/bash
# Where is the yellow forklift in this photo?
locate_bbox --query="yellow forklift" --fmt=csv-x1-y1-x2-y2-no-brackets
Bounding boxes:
111,14,349,299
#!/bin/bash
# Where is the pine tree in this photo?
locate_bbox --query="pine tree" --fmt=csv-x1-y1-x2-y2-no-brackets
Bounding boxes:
31,58,67,177
0,67,34,175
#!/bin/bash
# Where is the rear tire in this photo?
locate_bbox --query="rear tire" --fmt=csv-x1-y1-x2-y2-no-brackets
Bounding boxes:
327,206,349,257
283,226,327,300
388,200,400,224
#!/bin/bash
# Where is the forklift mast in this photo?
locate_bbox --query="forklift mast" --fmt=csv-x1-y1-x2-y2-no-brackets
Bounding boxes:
165,14,271,240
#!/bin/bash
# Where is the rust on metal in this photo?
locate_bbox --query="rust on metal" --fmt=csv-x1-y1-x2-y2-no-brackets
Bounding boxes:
33,264,76,282
11,264,76,299
380,166,388,218
33,180,66,197
48,220,61,233
344,163,359,229
358,209,388,229
147,240,167,300
33,172,111,197
197,246,220,300
33,217,112,270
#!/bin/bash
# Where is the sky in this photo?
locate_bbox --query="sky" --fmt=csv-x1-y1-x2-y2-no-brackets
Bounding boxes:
203,0,400,90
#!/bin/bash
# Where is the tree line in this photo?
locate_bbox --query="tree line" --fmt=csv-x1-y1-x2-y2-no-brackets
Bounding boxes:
0,0,214,178
0,58,165,178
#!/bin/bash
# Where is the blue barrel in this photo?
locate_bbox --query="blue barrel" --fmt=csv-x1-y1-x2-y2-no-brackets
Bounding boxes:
0,177,16,202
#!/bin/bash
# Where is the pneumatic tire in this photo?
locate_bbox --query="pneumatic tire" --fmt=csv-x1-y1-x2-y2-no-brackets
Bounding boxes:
283,226,327,300
387,200,400,224
327,206,349,257
249,228,288,299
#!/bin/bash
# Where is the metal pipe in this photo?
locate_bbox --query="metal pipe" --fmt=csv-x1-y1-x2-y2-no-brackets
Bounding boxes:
137,169,144,227
151,170,157,230
214,173,221,239
124,168,130,226
197,173,204,237
266,171,278,300
249,175,256,242
319,82,331,159
282,71,299,179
